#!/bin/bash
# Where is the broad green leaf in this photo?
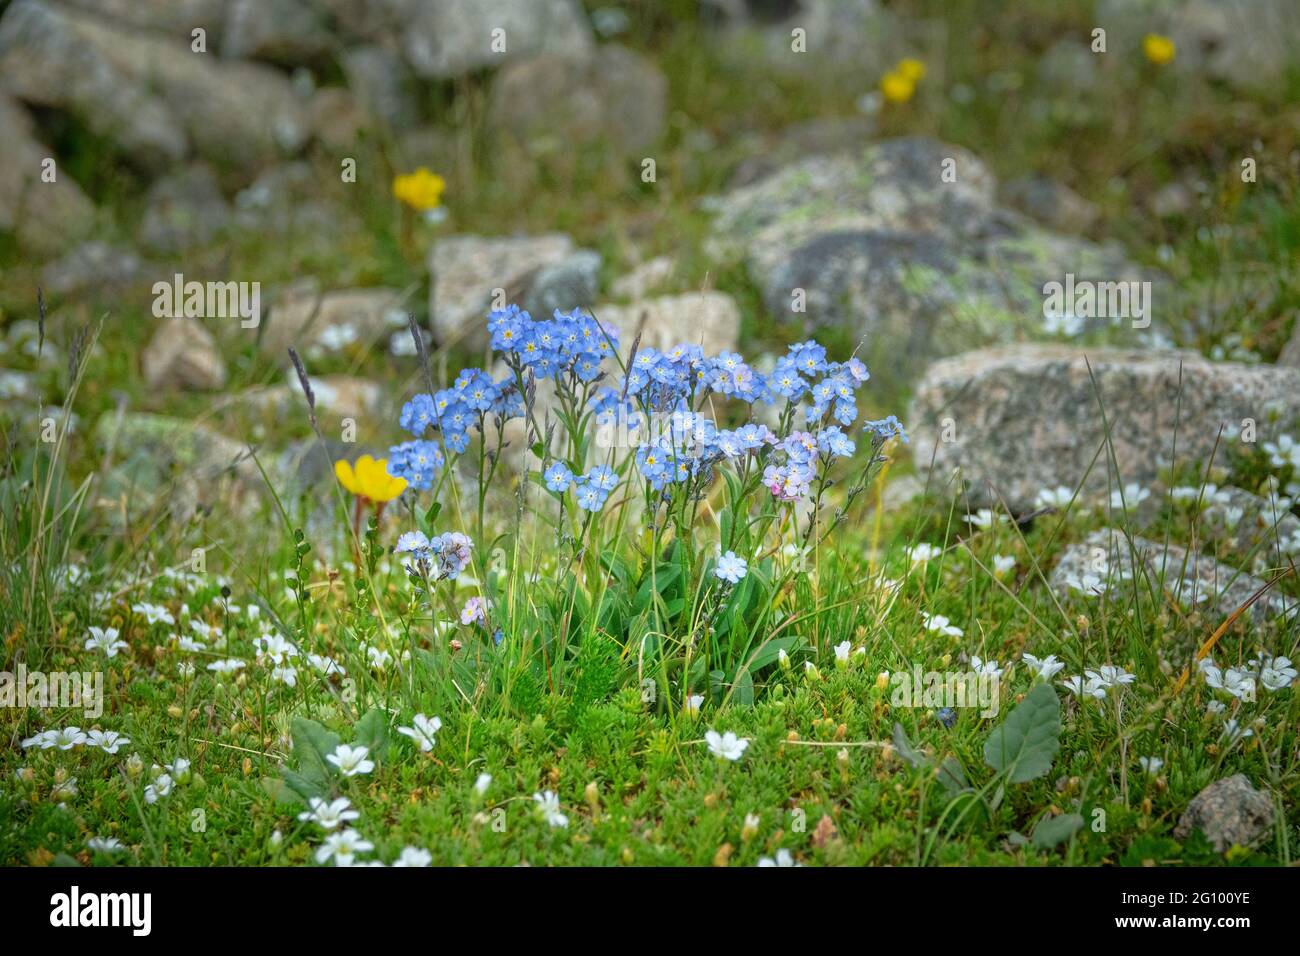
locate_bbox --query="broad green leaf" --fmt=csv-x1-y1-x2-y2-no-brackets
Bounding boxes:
280,768,324,802
936,756,969,796
730,668,755,706
289,716,340,789
892,723,928,769
352,708,388,756
1032,812,1084,849
983,683,1061,783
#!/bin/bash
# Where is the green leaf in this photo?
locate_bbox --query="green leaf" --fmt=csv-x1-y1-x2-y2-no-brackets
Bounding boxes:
936,756,969,796
280,768,323,802
635,564,680,611
422,500,442,534
729,668,755,706
352,708,388,756
1032,812,1084,849
288,716,340,790
983,683,1061,783
892,722,928,769
739,636,801,674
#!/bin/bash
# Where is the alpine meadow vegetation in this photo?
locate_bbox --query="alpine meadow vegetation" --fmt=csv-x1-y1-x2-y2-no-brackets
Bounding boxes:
3,0,1300,874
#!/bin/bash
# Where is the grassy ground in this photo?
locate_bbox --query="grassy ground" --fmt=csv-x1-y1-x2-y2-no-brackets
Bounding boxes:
2,2,1299,866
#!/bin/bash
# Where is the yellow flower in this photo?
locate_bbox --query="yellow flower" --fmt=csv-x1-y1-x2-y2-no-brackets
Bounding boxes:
880,70,916,104
896,58,926,82
1143,33,1175,65
392,167,445,211
334,455,407,503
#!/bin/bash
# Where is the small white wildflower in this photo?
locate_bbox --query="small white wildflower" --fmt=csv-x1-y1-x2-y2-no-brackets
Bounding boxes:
327,744,374,777
397,713,442,752
758,849,801,867
297,796,360,831
533,790,568,828
393,846,432,867
84,627,127,658
705,730,749,761
1021,653,1065,681
315,828,373,866
1109,483,1151,509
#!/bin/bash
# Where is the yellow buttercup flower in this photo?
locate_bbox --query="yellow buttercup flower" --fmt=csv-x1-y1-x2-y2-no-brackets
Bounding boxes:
334,455,407,503
1143,33,1175,65
392,167,445,212
896,58,926,82
880,70,916,104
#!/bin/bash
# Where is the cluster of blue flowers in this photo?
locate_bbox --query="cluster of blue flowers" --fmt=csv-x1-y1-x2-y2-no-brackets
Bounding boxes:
386,440,445,491
391,366,521,488
614,339,870,427
394,530,474,580
542,462,620,512
488,304,619,381
386,307,904,511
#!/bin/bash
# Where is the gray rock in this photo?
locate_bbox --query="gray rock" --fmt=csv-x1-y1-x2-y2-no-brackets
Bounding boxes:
314,0,408,43
429,233,575,346
524,251,602,319
260,281,410,359
717,0,896,80
239,374,384,422
93,410,260,523
222,0,333,65
710,138,1001,270
141,318,228,391
309,87,370,151
728,116,875,189
274,437,374,498
1098,0,1300,94
342,44,418,128
0,0,310,174
1049,529,1295,623
909,345,1300,512
0,94,96,255
1174,775,1275,853
232,162,357,238
402,0,593,80
40,242,146,299
138,165,231,253
487,45,666,157
593,292,742,356
708,137,1157,386
611,255,676,300
1000,176,1098,234
57,0,228,42
1035,39,1100,95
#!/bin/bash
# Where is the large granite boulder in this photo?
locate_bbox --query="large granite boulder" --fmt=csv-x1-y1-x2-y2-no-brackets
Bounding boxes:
706,137,1158,388
909,345,1300,511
